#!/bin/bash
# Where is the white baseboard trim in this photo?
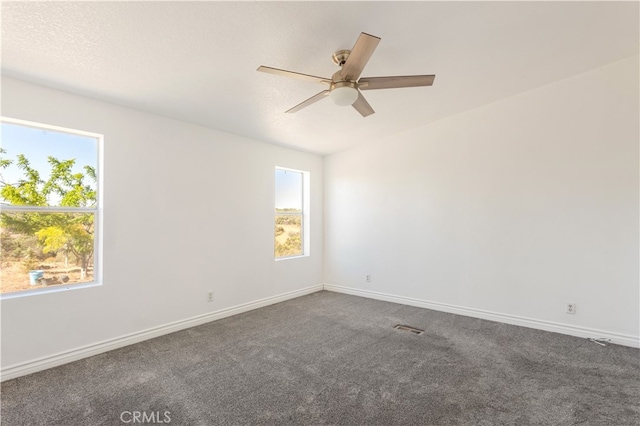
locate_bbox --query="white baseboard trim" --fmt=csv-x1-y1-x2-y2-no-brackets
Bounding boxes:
323,284,640,348
1,284,323,382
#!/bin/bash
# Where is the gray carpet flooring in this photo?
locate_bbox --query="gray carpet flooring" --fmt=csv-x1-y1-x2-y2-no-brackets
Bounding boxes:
1,291,639,425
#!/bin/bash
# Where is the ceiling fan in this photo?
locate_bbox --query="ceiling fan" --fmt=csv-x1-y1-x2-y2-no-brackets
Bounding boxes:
257,32,435,117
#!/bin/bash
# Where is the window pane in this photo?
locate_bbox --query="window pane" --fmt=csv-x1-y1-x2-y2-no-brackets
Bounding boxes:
275,169,302,213
0,123,98,207
0,211,95,294
275,214,302,257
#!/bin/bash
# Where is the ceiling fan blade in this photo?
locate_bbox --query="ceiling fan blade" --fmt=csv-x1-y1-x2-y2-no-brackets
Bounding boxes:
285,90,330,113
339,33,381,81
257,66,330,84
358,75,436,90
352,91,375,117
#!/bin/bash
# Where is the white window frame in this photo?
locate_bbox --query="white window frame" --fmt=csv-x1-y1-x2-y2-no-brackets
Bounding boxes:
275,166,310,260
0,117,103,298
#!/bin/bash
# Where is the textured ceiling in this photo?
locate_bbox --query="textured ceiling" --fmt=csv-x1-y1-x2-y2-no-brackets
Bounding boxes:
2,2,638,155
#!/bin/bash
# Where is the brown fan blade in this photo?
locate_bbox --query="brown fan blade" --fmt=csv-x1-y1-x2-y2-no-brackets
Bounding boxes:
352,91,375,117
339,33,381,81
257,66,330,84
358,75,436,90
285,90,330,113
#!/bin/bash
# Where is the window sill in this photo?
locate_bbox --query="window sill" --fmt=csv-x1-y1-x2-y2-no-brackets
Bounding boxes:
0,281,102,300
275,254,309,262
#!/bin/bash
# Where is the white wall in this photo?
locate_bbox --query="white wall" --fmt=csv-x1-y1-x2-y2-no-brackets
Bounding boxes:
1,77,323,369
324,56,639,343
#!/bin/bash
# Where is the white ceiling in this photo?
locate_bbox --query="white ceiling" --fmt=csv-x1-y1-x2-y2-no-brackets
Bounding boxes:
2,2,638,155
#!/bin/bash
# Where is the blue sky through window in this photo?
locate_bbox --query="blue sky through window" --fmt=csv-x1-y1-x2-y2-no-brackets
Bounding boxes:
0,122,98,205
275,168,302,211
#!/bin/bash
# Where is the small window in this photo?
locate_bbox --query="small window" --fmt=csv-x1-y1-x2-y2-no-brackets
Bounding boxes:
0,118,101,296
275,167,308,259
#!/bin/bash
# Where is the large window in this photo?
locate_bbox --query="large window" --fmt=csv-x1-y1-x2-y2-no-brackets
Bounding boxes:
275,167,308,259
0,118,101,296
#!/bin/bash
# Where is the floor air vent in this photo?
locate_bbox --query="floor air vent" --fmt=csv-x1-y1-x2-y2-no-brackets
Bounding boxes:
393,324,424,335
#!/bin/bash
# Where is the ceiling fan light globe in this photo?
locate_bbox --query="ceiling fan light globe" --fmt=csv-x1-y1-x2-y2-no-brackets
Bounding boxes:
330,86,359,106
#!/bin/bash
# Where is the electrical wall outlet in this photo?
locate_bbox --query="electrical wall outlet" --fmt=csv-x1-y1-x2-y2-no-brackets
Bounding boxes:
208,291,214,302
566,303,576,314
366,275,371,283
